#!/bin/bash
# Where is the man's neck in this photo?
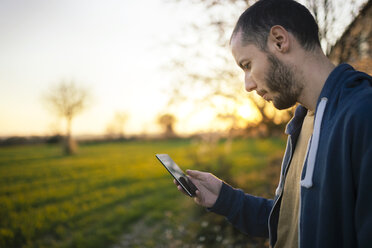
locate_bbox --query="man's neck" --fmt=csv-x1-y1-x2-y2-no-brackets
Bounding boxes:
297,49,335,112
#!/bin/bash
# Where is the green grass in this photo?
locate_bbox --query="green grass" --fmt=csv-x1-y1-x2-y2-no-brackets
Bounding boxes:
0,138,285,248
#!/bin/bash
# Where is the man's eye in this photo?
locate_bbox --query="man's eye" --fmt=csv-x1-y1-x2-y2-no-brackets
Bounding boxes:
243,63,251,70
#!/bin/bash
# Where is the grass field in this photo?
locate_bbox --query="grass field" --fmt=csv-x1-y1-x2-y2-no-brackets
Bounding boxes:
0,138,286,248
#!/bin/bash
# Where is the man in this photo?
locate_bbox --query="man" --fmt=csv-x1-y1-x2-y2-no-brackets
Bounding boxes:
174,0,372,247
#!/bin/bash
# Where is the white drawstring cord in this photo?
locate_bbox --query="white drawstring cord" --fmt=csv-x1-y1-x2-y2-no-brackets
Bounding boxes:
300,97,328,188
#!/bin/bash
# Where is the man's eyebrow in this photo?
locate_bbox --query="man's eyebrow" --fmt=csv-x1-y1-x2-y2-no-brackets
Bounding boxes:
235,58,242,67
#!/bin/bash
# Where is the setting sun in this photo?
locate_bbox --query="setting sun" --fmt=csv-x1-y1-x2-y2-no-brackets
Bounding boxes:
238,105,254,119
237,102,261,124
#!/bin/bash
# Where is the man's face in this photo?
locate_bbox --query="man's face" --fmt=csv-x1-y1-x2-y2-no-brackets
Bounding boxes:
231,33,303,110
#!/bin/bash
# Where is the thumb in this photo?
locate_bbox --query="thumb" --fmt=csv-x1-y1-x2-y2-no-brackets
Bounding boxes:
186,169,206,179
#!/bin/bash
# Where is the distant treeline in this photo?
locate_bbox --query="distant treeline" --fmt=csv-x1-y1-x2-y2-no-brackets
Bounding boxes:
0,134,190,147
0,135,65,146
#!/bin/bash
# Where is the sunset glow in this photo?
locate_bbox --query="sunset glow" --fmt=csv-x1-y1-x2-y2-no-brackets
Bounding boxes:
1,0,364,137
0,0,220,137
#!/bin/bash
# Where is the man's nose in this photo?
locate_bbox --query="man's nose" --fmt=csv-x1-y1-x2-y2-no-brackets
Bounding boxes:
245,72,256,92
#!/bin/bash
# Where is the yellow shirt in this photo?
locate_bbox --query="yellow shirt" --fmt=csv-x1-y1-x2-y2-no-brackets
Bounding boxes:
275,111,314,248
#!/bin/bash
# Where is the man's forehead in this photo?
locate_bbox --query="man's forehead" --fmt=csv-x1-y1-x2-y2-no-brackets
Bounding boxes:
230,32,244,60
230,32,256,60
230,31,244,48
231,31,257,55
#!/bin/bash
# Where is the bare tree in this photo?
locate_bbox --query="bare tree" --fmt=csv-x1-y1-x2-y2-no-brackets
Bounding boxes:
43,80,91,154
157,113,177,138
305,0,361,55
163,0,292,137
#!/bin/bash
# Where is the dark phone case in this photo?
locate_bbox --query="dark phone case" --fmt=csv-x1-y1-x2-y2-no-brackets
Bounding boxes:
178,176,197,196
155,154,198,197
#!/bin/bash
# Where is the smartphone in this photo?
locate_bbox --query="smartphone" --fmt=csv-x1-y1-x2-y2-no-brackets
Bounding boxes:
155,154,198,197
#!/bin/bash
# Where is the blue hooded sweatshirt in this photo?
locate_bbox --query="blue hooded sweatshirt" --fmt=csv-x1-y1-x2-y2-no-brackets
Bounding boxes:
209,64,372,247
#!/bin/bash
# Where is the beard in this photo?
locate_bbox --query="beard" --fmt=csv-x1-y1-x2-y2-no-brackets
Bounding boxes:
265,53,304,110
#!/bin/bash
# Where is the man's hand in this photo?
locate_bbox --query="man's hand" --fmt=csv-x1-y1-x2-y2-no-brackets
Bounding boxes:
174,170,222,208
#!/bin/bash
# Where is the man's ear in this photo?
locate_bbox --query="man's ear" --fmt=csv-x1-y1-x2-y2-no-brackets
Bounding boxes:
268,25,290,53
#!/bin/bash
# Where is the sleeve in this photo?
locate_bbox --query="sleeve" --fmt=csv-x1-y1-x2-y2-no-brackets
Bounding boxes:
350,95,372,247
208,182,273,237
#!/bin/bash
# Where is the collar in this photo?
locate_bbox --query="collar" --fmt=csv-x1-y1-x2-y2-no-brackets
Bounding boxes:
285,63,353,135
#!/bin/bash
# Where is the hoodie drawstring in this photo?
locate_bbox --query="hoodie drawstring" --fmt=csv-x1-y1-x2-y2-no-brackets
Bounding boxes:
300,97,328,188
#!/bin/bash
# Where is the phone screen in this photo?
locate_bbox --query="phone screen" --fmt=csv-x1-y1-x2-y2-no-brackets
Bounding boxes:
155,154,197,197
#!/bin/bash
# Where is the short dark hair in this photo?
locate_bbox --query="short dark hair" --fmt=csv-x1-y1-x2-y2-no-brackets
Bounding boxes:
231,0,321,51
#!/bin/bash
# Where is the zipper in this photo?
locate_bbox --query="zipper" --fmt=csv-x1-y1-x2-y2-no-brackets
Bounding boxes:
268,136,294,247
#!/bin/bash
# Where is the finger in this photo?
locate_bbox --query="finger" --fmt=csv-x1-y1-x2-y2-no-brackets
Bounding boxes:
193,190,203,205
195,190,203,201
173,179,179,185
177,185,189,196
185,175,197,185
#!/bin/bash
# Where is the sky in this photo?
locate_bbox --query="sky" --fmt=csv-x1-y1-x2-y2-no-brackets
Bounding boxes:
0,0,207,137
0,0,367,137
